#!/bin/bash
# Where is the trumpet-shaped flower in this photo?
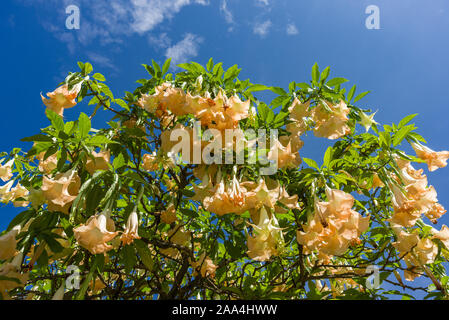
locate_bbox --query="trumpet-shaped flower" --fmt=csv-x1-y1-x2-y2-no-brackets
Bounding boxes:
41,84,80,116
42,168,81,214
411,142,449,172
121,211,140,245
287,99,311,136
297,188,369,256
36,152,58,174
0,253,29,299
312,100,351,140
74,211,119,254
247,207,285,261
0,160,14,182
0,225,20,260
161,204,177,224
85,150,110,175
191,253,217,278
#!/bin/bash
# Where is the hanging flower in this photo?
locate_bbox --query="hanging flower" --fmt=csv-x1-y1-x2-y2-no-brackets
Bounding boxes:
297,188,369,256
0,180,14,203
312,100,351,140
359,111,379,132
11,183,29,207
247,207,285,261
85,150,111,175
41,168,81,214
121,211,140,245
0,159,14,182
267,136,302,170
73,210,119,255
0,253,29,299
411,142,449,172
161,204,177,224
41,84,80,117
0,225,21,260
36,152,58,174
287,99,311,137
191,253,217,278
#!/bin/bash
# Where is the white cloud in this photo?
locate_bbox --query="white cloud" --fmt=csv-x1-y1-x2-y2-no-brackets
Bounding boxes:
255,0,269,5
18,0,209,49
148,32,172,49
87,52,118,71
253,20,272,37
220,0,234,29
286,23,298,35
165,33,203,66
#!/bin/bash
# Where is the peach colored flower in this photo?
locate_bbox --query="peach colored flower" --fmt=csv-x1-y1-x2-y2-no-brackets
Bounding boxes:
11,183,29,207
160,225,191,258
268,136,302,169
161,204,177,224
243,178,281,210
85,150,110,175
42,168,81,214
36,152,58,174
0,160,14,182
432,225,449,249
202,174,249,216
411,142,449,172
297,188,369,256
247,207,284,261
0,253,29,299
191,253,217,278
287,99,311,136
41,84,80,116
0,180,14,203
312,100,351,140
74,211,119,254
0,225,20,260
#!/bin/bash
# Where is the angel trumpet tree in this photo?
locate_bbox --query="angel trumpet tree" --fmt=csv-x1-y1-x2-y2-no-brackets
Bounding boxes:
0,59,448,300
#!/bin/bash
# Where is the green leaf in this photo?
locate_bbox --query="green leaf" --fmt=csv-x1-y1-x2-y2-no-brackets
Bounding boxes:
122,245,137,274
206,58,214,72
78,112,91,138
326,77,349,87
347,85,356,103
93,73,105,82
162,58,171,75
246,84,269,93
320,66,330,83
393,125,414,146
135,240,154,271
399,114,418,127
311,63,320,85
113,153,126,169
303,157,320,170
46,109,64,131
20,134,52,143
353,91,370,103
84,62,93,75
323,147,333,167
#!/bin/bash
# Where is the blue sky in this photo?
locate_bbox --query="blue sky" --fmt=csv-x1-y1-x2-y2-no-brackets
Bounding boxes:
1,0,449,297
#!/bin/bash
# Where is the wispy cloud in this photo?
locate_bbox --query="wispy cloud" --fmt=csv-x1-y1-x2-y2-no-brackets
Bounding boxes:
253,20,272,37
255,0,269,6
18,0,208,51
148,32,172,50
87,52,118,71
286,23,299,35
220,0,234,31
165,33,203,67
